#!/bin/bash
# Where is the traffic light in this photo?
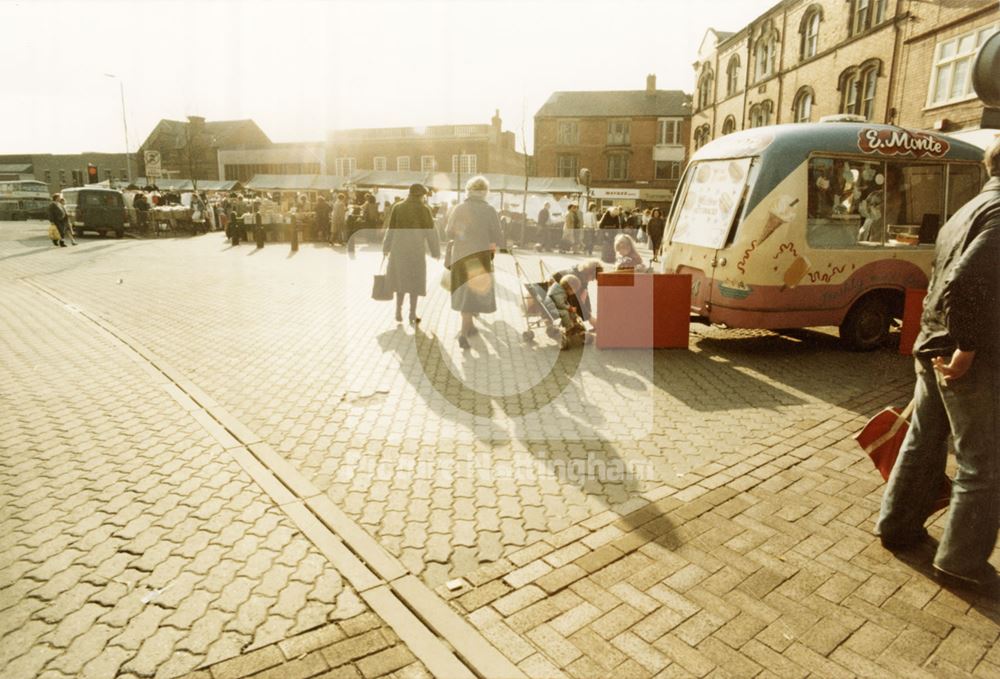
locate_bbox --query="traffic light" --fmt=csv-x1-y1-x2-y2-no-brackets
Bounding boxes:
87,164,98,184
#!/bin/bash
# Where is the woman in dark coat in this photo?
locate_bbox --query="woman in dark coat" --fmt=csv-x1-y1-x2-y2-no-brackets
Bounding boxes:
446,176,503,349
383,184,441,324
647,207,666,261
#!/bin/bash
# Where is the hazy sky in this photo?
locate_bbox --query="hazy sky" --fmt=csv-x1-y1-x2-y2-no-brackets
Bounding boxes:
1,0,777,155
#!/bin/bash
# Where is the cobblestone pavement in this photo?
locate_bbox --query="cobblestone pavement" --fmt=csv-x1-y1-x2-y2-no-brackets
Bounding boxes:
2,221,998,678
0,229,427,678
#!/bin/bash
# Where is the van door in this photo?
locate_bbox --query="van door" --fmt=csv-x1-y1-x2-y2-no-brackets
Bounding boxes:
666,157,754,313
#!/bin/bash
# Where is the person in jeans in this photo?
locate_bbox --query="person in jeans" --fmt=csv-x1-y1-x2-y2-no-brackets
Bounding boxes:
876,136,1000,592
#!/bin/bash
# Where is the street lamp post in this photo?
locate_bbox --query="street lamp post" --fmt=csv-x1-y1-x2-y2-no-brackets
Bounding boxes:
104,74,132,184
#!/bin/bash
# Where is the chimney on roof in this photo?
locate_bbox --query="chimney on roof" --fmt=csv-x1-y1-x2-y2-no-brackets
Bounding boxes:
491,109,502,145
187,115,206,131
646,74,656,93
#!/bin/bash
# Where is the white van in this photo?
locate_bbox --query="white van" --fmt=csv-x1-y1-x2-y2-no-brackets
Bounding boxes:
660,120,984,349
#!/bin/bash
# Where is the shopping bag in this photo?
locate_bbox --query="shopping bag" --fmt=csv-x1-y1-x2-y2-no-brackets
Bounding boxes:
48,224,60,241
371,258,393,301
855,401,951,512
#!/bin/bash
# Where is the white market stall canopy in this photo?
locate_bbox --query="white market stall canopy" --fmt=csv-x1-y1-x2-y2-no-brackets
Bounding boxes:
243,171,584,195
129,178,243,191
244,174,349,191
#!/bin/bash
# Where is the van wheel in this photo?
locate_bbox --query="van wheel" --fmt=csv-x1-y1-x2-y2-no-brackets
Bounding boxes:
115,228,124,238
840,295,890,351
98,230,107,238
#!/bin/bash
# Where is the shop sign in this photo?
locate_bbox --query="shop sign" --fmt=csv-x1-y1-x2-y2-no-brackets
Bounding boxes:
639,189,675,201
591,187,640,199
857,128,949,158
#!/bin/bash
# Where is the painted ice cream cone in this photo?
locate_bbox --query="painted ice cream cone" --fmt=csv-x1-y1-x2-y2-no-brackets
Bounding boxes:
780,255,811,290
760,196,799,244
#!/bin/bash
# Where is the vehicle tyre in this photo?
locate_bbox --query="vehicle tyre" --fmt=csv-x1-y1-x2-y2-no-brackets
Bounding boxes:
840,295,891,351
98,230,107,238
116,228,124,238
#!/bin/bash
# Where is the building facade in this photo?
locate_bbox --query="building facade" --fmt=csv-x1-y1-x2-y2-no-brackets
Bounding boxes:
690,0,998,151
894,0,999,144
325,111,527,178
534,76,691,209
137,116,272,182
0,153,137,193
218,143,326,183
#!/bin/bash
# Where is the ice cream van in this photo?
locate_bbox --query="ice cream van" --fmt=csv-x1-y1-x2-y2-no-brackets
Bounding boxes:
660,118,985,349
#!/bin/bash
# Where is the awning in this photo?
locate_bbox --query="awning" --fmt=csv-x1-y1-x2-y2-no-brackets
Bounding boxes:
244,174,349,191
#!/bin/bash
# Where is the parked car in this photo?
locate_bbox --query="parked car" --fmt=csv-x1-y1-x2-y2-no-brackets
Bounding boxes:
62,187,127,238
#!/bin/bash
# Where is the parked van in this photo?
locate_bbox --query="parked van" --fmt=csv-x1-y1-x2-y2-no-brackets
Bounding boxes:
661,119,984,349
62,187,127,238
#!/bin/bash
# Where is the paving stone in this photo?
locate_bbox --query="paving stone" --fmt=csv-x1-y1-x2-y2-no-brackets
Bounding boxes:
321,629,392,667
208,645,283,679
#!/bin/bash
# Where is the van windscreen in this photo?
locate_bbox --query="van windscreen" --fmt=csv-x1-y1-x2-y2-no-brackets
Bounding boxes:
670,158,753,250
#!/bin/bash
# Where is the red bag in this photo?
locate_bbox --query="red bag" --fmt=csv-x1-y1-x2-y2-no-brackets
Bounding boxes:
855,401,951,513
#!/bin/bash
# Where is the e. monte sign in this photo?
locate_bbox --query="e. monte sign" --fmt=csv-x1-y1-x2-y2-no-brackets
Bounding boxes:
857,128,950,159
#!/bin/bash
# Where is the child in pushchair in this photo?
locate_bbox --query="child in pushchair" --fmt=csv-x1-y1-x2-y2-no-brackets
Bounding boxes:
542,274,591,350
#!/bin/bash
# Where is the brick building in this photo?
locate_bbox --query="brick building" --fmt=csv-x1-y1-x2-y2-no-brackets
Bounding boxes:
690,0,998,151
217,143,326,183
137,116,272,182
894,0,999,146
0,153,136,194
533,76,691,210
325,111,526,178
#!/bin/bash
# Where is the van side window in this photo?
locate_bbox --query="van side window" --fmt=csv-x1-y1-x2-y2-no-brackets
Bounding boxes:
807,157,872,248
807,157,947,248
947,165,981,221
885,163,944,246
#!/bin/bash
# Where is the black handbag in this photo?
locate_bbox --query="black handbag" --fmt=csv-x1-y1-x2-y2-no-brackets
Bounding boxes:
372,257,393,301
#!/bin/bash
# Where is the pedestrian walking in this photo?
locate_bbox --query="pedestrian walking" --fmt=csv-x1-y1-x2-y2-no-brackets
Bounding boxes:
382,184,441,325
447,176,503,349
599,206,622,263
47,194,76,246
331,193,348,245
583,202,598,255
315,195,332,243
562,203,581,252
648,207,666,261
876,136,1000,593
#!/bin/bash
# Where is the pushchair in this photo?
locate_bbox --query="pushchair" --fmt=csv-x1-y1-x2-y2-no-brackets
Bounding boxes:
509,246,562,343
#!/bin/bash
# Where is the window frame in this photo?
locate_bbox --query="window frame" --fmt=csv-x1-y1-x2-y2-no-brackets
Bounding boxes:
654,160,682,180
451,154,477,175
373,156,387,171
557,120,580,145
606,153,629,180
801,10,821,60
722,116,737,135
927,24,999,107
726,56,741,96
657,118,681,145
693,124,712,150
556,154,579,178
607,119,631,146
396,156,410,172
336,157,357,176
697,68,715,109
794,88,814,123
749,100,773,128
754,31,778,82
420,155,436,173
